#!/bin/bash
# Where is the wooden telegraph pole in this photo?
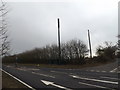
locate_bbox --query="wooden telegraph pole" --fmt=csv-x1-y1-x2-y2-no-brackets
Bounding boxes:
57,18,61,64
88,30,92,58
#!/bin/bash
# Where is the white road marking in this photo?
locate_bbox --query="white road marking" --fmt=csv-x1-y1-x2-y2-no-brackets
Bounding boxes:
17,68,27,71
17,67,40,71
86,70,107,73
24,68,40,71
41,80,72,90
51,71,68,74
31,69,40,71
110,68,117,72
90,70,94,72
96,70,100,72
70,75,118,85
32,72,55,78
101,76,119,80
101,71,106,72
6,65,12,68
79,82,112,89
2,69,35,90
117,71,120,73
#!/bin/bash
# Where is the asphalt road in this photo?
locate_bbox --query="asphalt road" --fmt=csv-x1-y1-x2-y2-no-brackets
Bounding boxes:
81,59,120,73
2,63,119,90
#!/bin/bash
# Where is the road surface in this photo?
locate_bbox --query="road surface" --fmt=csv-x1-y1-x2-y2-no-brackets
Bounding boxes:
2,62,119,89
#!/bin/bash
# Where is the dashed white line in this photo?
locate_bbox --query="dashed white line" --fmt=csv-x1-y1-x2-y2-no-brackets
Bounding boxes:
2,69,35,90
17,68,40,71
101,71,106,72
86,70,107,73
79,82,112,89
96,70,100,72
67,69,73,70
50,71,68,74
31,69,40,71
90,70,94,72
70,75,118,85
6,66,12,68
110,68,117,72
101,76,119,80
17,68,27,71
117,71,120,73
32,72,55,78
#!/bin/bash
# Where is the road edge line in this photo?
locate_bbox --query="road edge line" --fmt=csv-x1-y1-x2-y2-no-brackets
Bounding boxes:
2,69,36,90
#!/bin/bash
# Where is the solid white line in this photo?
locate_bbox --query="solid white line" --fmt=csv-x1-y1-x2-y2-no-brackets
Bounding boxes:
79,82,112,89
32,72,55,78
2,69,36,90
70,75,118,85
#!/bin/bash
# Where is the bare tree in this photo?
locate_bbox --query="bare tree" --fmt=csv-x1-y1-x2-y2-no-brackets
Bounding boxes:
96,41,117,62
0,1,10,57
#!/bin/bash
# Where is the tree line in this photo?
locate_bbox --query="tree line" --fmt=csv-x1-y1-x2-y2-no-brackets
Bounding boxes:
3,39,88,64
3,39,119,65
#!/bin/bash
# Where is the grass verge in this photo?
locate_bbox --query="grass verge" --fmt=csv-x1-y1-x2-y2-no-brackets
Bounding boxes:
2,71,28,88
18,61,115,69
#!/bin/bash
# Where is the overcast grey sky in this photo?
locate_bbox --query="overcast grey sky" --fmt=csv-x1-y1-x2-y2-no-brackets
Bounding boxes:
7,0,118,56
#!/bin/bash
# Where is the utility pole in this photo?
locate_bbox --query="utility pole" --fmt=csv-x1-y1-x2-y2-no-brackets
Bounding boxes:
88,30,92,58
57,18,61,64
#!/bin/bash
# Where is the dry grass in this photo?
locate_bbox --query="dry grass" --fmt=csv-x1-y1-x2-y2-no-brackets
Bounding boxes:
2,71,28,88
19,61,114,69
